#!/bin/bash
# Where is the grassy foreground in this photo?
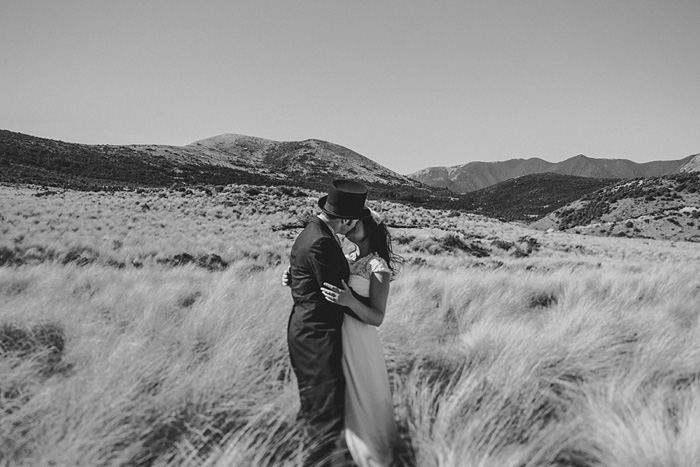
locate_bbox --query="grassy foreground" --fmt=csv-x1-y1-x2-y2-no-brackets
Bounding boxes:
2,184,700,467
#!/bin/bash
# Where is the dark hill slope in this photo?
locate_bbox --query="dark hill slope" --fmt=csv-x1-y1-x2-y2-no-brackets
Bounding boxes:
460,173,618,221
0,130,265,189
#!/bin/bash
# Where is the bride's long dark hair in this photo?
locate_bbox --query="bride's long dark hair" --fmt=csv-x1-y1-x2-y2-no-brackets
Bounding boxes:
361,209,403,273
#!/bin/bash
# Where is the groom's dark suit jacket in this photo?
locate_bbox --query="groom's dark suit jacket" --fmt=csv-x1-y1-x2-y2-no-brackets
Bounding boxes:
287,216,359,466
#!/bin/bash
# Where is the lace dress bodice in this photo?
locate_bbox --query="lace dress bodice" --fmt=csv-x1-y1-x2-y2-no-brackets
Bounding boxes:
347,253,390,298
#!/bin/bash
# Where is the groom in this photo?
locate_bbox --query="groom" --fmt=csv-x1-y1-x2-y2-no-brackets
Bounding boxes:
287,179,368,467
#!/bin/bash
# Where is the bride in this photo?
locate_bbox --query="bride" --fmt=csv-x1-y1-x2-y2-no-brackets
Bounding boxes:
320,208,401,467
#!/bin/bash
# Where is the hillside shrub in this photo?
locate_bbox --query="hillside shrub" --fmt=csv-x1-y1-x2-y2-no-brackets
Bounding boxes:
435,234,489,257
0,322,66,377
395,235,416,246
0,247,20,267
273,186,306,197
511,249,530,258
518,236,540,253
245,188,262,196
491,240,515,251
528,292,558,308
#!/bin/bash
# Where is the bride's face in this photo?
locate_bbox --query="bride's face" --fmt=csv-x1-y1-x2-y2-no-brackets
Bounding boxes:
345,220,365,244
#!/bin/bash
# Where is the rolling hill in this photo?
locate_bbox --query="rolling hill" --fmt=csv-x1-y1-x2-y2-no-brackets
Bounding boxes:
531,172,700,242
460,173,619,221
409,154,697,193
680,154,700,173
186,134,417,186
0,130,418,189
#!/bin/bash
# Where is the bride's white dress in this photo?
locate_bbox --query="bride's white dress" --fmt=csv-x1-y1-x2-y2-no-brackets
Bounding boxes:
343,253,399,467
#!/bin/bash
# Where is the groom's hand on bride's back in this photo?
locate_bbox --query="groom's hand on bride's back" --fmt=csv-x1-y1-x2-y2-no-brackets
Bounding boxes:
321,280,353,307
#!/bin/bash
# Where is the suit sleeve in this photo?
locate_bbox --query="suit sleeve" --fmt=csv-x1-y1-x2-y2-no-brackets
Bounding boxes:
307,237,363,320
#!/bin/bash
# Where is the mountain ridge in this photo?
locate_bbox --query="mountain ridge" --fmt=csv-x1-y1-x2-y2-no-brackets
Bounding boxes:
1,129,472,211
0,129,422,188
410,153,698,193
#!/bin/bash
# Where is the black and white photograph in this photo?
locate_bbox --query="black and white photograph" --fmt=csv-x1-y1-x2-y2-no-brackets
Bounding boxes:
2,1,700,466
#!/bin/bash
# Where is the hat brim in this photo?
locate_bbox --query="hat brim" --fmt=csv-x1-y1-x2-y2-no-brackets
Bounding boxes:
317,195,364,219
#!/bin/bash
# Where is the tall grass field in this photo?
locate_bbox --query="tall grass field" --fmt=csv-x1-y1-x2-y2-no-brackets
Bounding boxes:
2,184,700,467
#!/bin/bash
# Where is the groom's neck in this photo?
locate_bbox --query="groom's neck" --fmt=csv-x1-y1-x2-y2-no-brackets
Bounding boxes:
318,213,339,235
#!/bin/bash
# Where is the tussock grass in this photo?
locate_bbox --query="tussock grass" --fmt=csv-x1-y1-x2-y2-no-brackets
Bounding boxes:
2,184,700,466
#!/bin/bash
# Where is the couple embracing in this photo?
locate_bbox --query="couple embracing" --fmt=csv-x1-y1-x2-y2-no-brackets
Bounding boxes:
285,180,400,467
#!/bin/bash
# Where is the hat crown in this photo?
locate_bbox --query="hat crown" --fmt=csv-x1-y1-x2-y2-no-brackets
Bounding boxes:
318,179,368,219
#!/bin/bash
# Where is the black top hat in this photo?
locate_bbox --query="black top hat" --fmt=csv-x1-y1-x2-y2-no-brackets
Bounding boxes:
318,179,368,219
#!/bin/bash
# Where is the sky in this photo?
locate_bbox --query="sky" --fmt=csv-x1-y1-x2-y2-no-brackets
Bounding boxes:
1,1,699,175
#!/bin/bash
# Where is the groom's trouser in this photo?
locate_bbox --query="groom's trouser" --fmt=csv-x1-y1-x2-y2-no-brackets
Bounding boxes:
288,311,347,467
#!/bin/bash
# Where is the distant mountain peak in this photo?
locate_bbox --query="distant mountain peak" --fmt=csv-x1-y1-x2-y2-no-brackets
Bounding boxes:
189,133,270,148
194,132,428,187
409,154,696,193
